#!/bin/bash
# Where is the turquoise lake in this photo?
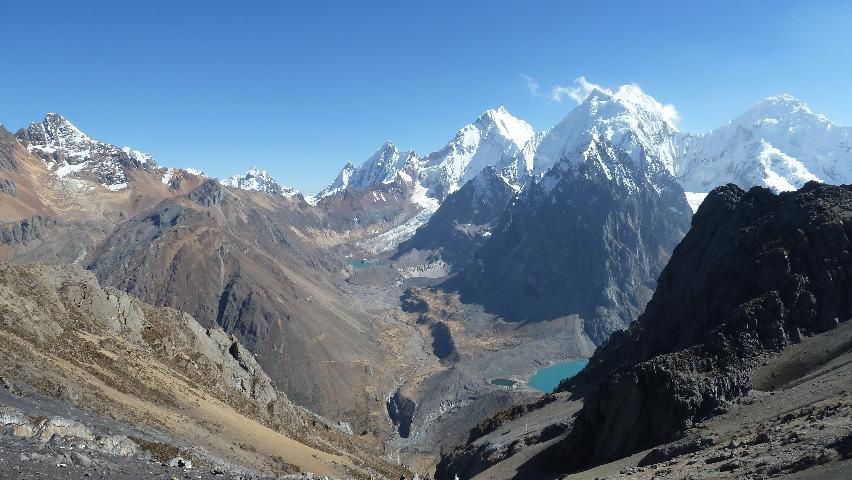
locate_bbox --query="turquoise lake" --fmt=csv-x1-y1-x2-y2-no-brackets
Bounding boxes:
528,359,589,393
349,259,375,269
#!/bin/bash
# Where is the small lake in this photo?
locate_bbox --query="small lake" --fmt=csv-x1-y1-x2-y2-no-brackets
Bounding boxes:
349,259,376,269
528,359,589,393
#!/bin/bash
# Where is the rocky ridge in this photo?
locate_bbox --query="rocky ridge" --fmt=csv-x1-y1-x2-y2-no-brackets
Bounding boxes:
551,181,852,472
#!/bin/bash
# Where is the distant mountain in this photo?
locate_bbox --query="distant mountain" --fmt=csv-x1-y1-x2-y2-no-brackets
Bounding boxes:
446,135,691,343
310,107,536,251
15,113,155,191
534,85,680,177
398,88,852,271
315,106,535,205
220,166,300,197
398,84,687,268
677,94,852,194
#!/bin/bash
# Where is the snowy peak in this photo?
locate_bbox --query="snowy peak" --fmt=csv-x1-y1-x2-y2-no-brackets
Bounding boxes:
735,93,831,128
314,106,533,205
17,113,156,191
33,112,93,148
22,113,153,166
605,84,679,130
348,141,413,190
677,93,852,194
417,105,534,198
475,106,535,148
534,83,680,177
220,166,299,197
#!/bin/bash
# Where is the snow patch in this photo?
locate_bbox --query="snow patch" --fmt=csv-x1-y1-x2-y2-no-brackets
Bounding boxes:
684,192,708,213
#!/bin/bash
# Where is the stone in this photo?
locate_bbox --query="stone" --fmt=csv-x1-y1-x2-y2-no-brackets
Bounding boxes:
168,457,193,469
71,451,94,467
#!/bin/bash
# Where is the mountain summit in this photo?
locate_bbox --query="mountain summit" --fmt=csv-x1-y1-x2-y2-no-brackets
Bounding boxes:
15,113,155,191
677,94,852,193
220,166,299,197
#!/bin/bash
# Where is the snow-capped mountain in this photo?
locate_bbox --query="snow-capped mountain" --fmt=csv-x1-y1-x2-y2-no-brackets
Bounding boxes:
417,106,535,198
220,167,299,197
677,94,852,193
447,135,691,343
16,113,155,191
314,106,535,205
533,85,680,178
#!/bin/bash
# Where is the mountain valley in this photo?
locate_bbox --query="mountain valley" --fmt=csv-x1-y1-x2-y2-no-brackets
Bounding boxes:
1,83,851,479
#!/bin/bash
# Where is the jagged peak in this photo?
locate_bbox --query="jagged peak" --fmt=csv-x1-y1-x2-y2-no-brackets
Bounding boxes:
30,112,91,145
378,140,398,152
220,167,299,197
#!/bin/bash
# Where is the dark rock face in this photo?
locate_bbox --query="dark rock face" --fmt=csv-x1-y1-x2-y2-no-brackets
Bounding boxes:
0,216,57,246
0,178,17,197
429,321,458,362
551,182,852,472
396,167,517,270
188,179,225,207
387,388,416,438
0,126,21,171
445,139,692,344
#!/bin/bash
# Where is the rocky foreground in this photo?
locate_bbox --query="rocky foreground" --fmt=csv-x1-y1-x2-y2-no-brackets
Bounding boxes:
0,263,410,479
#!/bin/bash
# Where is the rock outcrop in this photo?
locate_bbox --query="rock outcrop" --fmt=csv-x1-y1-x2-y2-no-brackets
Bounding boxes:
0,178,16,196
187,178,225,207
0,216,57,246
550,182,852,472
0,126,21,171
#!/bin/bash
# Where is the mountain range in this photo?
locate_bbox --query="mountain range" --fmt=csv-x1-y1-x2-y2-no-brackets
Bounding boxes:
1,81,851,479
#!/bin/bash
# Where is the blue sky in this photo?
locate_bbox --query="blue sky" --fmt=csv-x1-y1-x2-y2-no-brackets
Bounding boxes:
1,0,850,193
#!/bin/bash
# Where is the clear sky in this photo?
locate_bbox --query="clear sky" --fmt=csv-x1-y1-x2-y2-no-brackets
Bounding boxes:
1,0,850,193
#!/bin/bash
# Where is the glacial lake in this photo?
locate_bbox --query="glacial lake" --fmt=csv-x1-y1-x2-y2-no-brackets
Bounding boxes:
349,259,376,269
528,359,589,393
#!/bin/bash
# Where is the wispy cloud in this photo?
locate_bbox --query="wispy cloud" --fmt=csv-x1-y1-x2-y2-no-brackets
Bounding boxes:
520,74,541,97
553,76,609,103
522,75,609,104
